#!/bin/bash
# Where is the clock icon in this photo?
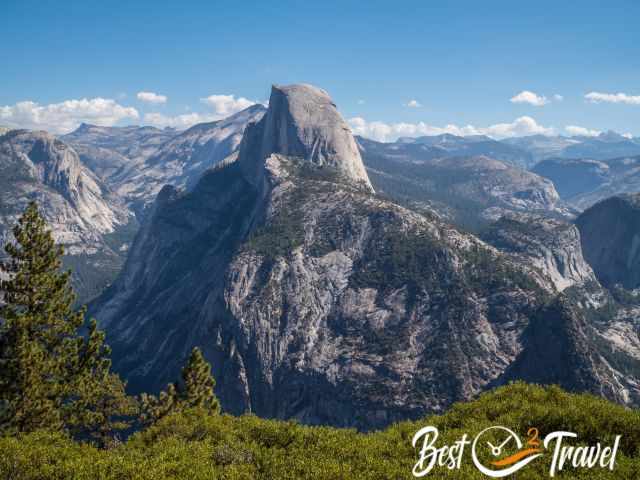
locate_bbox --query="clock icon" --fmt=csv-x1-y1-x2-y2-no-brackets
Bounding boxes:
471,426,543,478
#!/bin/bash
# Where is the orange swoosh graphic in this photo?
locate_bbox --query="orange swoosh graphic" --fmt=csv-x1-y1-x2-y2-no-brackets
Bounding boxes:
491,448,542,466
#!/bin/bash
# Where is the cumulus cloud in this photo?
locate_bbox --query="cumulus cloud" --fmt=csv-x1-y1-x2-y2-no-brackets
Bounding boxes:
510,90,549,107
143,93,259,129
136,91,167,104
553,94,564,101
348,116,554,142
585,91,640,105
565,125,601,137
405,99,422,108
0,98,139,134
200,94,256,116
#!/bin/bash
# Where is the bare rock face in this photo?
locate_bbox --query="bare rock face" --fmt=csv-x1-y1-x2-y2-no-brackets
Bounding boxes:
483,213,597,292
0,130,133,302
498,294,640,406
576,193,640,289
240,85,373,192
92,83,640,429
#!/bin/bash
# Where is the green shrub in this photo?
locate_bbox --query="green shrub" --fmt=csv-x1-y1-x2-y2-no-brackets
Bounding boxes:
1,383,638,479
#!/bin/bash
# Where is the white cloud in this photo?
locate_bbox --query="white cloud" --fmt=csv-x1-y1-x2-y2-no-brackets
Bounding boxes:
405,99,422,108
348,116,553,142
357,99,366,105
136,91,167,104
553,94,564,101
510,90,549,107
622,133,634,139
585,91,640,105
143,92,260,130
200,94,256,116
144,93,259,129
565,125,601,137
0,98,139,134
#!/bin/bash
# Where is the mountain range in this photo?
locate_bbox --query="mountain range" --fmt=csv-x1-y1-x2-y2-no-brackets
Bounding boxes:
358,136,568,230
534,155,640,210
86,84,640,428
2,85,640,429
0,106,265,302
62,104,266,215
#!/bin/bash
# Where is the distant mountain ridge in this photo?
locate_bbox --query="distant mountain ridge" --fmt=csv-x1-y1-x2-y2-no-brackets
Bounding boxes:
357,136,568,230
63,104,266,214
398,133,534,168
390,130,640,166
533,155,640,210
0,106,267,301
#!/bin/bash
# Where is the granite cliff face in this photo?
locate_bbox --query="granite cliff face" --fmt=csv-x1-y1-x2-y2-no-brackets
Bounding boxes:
498,293,640,406
576,193,640,289
240,85,372,192
0,129,133,301
93,84,640,429
482,213,596,292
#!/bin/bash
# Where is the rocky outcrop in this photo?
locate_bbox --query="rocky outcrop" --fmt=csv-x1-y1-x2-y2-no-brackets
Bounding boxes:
240,85,372,192
497,294,640,406
576,193,640,289
0,130,134,302
482,213,596,292
93,83,640,429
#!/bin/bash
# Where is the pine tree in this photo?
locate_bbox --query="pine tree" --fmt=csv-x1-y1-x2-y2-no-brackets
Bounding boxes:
140,347,219,424
181,347,219,412
0,201,134,443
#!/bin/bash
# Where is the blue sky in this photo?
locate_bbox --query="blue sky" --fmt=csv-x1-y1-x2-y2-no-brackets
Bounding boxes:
1,0,639,140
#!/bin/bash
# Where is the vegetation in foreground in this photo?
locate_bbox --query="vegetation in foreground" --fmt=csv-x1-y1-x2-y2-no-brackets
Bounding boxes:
1,383,639,479
1,203,639,479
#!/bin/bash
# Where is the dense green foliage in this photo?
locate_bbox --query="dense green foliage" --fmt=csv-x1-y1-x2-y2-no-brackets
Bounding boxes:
141,347,220,424
0,383,638,479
